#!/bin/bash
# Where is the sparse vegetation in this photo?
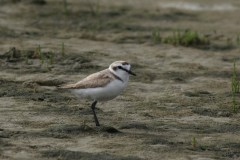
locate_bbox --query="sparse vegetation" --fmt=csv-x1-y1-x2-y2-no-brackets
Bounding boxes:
2,1,240,159
38,44,42,59
152,30,161,42
153,29,209,46
230,60,239,113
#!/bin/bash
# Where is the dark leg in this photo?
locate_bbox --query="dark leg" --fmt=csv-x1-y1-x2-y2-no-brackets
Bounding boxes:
91,101,100,126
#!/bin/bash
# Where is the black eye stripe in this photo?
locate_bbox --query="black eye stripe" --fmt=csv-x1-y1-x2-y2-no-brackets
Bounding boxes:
118,66,129,73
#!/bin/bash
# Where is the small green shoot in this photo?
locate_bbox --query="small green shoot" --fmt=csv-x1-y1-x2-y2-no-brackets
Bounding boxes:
152,30,161,42
237,35,239,45
230,83,237,113
232,60,239,93
62,43,65,56
50,51,53,65
227,38,231,45
34,88,36,93
57,154,62,160
25,53,28,65
201,34,205,43
230,60,239,113
192,135,196,148
47,64,49,71
167,36,172,43
63,0,70,15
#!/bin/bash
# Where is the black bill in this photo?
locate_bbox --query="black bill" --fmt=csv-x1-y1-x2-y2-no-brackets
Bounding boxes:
118,66,137,76
127,70,137,76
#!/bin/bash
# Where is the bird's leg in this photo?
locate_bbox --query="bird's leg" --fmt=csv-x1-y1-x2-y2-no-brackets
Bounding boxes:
91,101,100,126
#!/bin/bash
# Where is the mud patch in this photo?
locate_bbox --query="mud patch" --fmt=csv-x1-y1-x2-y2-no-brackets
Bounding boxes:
14,120,55,128
45,124,93,134
184,91,212,97
119,122,148,130
193,108,231,117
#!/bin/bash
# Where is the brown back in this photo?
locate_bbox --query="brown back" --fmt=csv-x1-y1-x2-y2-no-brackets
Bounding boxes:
57,69,122,89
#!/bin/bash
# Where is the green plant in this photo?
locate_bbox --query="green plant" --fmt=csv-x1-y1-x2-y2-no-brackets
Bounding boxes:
167,36,172,43
47,64,49,71
183,30,198,46
192,135,196,148
230,60,239,113
57,154,62,160
201,34,205,43
50,51,53,65
160,30,208,46
62,43,65,56
152,30,161,42
63,0,70,15
232,60,239,93
230,83,237,113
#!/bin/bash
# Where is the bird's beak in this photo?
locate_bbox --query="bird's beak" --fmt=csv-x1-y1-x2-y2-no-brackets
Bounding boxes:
128,70,137,76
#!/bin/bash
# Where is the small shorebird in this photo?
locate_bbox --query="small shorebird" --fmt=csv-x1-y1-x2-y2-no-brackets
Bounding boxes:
57,61,136,126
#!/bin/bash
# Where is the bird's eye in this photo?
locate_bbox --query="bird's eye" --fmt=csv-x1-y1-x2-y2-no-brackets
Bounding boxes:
118,66,122,69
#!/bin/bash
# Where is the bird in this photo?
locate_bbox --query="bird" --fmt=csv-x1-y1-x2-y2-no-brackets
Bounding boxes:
57,61,136,126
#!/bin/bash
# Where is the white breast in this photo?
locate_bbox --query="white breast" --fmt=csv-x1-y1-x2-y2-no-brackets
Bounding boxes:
70,78,129,101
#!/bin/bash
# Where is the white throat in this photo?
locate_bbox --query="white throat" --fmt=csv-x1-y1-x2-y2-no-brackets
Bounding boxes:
109,66,129,83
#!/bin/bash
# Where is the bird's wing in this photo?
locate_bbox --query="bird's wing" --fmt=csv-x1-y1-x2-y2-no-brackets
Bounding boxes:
57,69,117,89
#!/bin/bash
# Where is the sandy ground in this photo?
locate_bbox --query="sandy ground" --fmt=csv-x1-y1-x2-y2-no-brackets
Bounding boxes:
1,0,240,159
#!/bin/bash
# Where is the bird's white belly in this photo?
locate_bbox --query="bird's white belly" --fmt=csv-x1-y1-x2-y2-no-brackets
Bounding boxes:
70,80,128,101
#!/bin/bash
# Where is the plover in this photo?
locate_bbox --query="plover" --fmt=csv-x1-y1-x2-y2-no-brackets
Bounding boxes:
57,61,136,126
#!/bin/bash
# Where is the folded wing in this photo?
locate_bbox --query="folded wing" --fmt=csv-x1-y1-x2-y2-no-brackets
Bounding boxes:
57,69,114,89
